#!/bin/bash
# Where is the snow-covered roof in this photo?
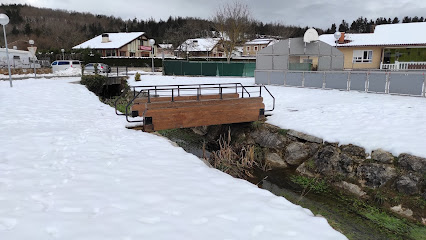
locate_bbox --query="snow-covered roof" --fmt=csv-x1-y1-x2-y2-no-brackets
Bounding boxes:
158,44,173,49
72,32,145,49
0,48,33,55
319,22,426,47
176,38,220,52
245,38,276,45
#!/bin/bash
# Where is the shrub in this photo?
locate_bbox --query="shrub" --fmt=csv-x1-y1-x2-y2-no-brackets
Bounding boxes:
80,74,108,95
135,72,141,81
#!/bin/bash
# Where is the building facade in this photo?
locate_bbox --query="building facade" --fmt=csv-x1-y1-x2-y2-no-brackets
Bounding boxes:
73,32,156,58
319,22,426,70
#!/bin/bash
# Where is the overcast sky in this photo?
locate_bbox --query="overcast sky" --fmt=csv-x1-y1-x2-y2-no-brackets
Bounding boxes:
5,0,426,28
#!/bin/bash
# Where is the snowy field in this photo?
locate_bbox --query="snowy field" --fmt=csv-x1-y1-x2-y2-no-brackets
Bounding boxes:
0,77,346,239
130,73,426,158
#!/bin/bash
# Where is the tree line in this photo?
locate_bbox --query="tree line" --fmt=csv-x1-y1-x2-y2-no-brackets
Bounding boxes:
325,16,426,34
0,4,306,52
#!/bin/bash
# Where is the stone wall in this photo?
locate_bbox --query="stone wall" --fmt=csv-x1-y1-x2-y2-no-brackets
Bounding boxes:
194,123,426,223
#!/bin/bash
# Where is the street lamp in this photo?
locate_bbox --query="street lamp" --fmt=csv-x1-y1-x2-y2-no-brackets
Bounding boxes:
29,39,36,77
149,39,155,72
0,13,12,87
61,48,65,60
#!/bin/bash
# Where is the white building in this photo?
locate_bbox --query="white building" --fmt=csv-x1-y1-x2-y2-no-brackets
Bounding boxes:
0,48,39,69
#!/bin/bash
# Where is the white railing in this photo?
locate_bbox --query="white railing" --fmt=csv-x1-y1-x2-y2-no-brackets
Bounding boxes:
380,61,426,70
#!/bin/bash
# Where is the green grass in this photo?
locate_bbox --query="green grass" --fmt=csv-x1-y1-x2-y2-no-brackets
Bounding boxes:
278,129,288,136
290,175,329,194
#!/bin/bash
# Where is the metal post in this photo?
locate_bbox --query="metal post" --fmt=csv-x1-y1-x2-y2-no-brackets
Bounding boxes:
3,25,12,87
33,56,36,78
151,48,154,73
178,85,180,96
171,89,174,102
259,86,262,97
148,90,151,103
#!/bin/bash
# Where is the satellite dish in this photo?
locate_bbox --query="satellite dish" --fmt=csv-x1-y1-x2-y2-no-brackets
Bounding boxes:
334,31,341,40
303,28,319,43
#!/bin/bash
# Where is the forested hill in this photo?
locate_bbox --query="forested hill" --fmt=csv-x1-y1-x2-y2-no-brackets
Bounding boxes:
0,4,307,51
1,4,425,52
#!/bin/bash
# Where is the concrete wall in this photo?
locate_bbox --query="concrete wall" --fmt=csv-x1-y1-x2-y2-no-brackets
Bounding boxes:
256,38,344,72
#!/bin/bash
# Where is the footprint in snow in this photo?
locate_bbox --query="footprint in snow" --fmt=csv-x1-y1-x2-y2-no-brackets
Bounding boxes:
0,217,17,231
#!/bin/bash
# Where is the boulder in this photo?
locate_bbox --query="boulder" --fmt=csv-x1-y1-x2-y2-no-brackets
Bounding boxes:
398,153,426,172
339,153,364,178
390,205,414,219
296,162,316,178
285,142,310,166
287,130,323,144
371,149,394,164
250,128,288,149
395,175,419,195
314,145,341,175
265,152,288,168
357,163,397,188
334,181,367,198
341,144,366,159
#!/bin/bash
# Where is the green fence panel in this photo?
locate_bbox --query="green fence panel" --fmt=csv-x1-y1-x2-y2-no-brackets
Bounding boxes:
200,62,219,76
182,62,202,75
164,61,183,75
163,60,256,77
243,63,256,77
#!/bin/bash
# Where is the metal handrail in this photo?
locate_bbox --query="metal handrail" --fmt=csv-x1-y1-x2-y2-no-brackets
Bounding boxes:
115,82,251,115
119,83,275,124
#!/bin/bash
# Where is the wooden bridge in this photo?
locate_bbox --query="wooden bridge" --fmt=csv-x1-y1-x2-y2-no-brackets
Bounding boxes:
115,83,274,132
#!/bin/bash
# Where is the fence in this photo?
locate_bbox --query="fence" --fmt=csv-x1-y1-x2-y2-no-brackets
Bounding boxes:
255,70,426,97
380,61,426,70
163,60,256,77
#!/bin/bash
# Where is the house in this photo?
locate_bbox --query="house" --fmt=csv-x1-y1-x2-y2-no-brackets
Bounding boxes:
72,32,156,58
319,22,426,70
175,38,224,59
0,48,38,68
243,38,278,57
157,44,175,58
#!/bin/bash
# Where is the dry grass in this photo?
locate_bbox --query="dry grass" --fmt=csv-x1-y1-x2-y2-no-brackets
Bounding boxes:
208,129,264,179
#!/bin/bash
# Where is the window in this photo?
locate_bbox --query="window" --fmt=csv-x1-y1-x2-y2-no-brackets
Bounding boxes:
246,46,250,51
254,46,258,51
72,61,80,65
353,50,373,63
120,51,126,56
58,61,70,65
130,52,135,57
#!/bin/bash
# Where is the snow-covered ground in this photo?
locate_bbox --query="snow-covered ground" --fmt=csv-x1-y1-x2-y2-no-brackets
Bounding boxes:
0,77,346,239
130,73,426,158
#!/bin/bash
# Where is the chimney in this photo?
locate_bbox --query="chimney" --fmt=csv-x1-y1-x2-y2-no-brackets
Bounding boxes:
338,32,345,44
101,34,110,43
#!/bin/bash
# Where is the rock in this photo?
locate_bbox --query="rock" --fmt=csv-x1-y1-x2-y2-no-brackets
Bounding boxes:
296,162,316,178
314,145,341,175
422,218,426,226
390,205,414,218
371,149,394,164
334,181,367,198
265,153,287,168
357,163,397,188
287,130,323,144
285,142,310,166
339,153,364,178
250,128,288,149
398,153,426,172
341,144,366,159
395,176,419,195
192,126,209,136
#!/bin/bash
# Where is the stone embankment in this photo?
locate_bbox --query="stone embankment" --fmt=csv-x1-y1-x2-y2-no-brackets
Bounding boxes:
192,123,426,224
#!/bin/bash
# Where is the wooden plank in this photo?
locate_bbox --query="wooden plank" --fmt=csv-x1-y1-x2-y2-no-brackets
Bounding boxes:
132,96,262,117
143,98,265,131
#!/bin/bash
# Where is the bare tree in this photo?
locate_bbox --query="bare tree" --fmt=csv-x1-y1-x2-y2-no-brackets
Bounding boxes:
212,1,252,63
